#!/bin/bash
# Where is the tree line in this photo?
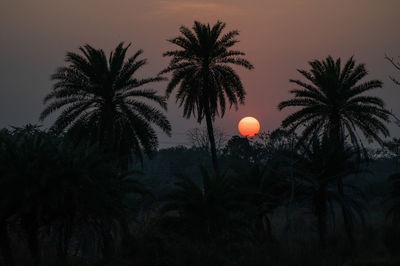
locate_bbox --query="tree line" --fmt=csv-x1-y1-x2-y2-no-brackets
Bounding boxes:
1,20,400,265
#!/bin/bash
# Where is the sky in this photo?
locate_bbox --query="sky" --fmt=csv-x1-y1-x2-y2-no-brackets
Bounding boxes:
1,0,400,147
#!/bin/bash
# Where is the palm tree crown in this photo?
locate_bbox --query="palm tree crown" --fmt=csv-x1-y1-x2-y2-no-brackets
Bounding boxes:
278,56,390,150
40,42,171,164
161,21,253,172
161,20,253,121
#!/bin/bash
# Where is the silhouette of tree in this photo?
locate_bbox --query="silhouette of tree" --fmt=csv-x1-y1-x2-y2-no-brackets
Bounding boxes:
161,21,254,173
385,54,400,87
161,167,239,240
0,126,146,265
382,138,400,168
279,56,390,151
294,135,364,250
187,126,228,152
0,129,15,266
386,172,400,223
0,125,49,266
385,54,400,125
224,136,252,157
278,56,389,245
223,136,255,169
232,164,287,242
40,42,171,166
252,128,298,163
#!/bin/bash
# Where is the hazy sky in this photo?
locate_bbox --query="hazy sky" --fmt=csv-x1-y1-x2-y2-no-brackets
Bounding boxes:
1,0,400,147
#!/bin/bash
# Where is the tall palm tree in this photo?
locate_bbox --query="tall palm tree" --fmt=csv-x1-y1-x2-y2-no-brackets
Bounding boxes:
278,56,390,151
40,42,171,166
278,56,390,245
161,21,254,172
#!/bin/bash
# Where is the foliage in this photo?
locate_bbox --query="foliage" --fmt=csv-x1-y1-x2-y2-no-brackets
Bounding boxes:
0,125,399,265
232,164,288,242
0,126,145,265
294,135,365,248
278,56,390,151
161,167,240,240
252,128,298,163
1,41,400,265
40,42,171,166
186,126,228,152
385,54,400,87
223,135,255,165
386,172,400,223
161,20,253,172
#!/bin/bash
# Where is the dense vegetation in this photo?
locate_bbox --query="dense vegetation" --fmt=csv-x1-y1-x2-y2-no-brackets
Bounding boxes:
1,21,400,266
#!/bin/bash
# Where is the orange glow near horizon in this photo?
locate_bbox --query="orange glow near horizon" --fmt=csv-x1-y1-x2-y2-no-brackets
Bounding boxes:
238,116,260,137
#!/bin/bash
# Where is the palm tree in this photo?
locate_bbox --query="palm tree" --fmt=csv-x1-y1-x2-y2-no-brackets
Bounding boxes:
40,42,171,166
161,167,239,240
232,164,287,242
278,56,390,244
295,135,364,250
161,21,254,172
278,56,390,151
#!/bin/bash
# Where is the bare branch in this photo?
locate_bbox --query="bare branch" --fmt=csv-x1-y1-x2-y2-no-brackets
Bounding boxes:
186,126,228,151
385,53,400,71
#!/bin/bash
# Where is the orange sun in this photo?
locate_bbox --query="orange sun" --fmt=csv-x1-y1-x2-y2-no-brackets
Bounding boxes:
238,116,260,137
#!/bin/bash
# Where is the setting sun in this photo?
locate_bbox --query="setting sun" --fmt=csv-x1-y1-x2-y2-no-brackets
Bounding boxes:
238,116,260,137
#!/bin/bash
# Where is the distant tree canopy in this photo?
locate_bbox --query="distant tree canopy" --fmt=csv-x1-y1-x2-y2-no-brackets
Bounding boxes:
0,125,145,265
186,126,228,152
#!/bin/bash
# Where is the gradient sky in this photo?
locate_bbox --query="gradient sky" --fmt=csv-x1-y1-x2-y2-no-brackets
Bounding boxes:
1,0,400,147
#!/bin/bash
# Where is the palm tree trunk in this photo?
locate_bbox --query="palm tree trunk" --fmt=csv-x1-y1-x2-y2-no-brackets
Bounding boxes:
204,102,219,173
100,220,115,260
0,219,14,266
317,184,328,250
23,215,41,266
337,179,354,246
57,222,73,266
330,117,354,246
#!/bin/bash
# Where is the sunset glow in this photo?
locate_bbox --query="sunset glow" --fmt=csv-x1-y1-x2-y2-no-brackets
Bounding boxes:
238,116,260,137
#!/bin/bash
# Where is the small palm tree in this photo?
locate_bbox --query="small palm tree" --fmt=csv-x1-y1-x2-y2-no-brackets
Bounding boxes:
161,167,239,240
278,56,390,151
233,164,287,241
295,135,364,249
161,21,254,172
40,42,171,166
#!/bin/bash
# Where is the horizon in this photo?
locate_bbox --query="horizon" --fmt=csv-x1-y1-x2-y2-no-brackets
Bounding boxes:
1,0,400,148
